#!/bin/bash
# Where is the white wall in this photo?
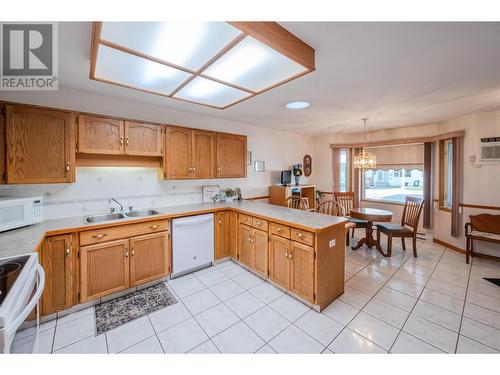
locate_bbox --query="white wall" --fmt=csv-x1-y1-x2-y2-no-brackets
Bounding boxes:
312,110,500,254
0,88,316,219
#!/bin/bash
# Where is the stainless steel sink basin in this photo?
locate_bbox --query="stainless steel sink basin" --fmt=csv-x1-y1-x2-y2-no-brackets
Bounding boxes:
85,212,125,223
125,209,160,218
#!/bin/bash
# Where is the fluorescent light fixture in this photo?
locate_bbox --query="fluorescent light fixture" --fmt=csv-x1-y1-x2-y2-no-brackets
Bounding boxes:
91,22,315,109
286,100,310,109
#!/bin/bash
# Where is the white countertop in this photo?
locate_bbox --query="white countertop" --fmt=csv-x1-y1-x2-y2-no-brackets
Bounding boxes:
0,200,347,259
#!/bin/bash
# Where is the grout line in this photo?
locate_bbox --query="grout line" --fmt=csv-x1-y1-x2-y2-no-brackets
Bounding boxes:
454,254,474,353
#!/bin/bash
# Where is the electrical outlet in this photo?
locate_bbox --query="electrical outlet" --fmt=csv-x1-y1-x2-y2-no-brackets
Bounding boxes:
329,239,336,248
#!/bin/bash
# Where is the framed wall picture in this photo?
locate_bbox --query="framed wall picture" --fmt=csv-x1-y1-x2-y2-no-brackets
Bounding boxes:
202,185,220,202
303,154,312,177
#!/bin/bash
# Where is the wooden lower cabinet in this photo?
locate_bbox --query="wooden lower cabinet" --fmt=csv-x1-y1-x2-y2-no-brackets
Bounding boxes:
238,224,253,268
80,239,130,303
289,241,315,301
40,234,77,315
229,211,238,259
252,229,268,277
269,235,290,289
269,235,315,302
215,211,230,260
130,231,170,286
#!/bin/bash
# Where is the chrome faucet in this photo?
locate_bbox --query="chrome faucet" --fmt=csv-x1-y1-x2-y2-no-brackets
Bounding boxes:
109,197,124,213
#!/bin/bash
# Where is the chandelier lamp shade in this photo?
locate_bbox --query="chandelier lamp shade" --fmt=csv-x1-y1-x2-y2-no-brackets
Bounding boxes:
353,118,377,169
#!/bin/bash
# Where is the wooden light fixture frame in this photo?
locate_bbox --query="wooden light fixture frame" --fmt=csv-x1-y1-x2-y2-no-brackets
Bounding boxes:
89,22,315,110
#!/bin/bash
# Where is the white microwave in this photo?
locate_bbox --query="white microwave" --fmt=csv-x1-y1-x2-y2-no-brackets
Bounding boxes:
0,197,43,232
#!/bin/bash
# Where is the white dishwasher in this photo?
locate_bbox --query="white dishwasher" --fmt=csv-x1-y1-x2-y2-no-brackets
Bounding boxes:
171,213,214,278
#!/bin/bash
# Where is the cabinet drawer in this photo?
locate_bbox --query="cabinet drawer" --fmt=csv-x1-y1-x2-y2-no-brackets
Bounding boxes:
80,220,169,246
239,213,252,225
270,222,290,239
252,217,268,231
290,228,314,246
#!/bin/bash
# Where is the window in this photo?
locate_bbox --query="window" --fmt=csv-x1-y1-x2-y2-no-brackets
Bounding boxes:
440,139,453,209
363,168,424,203
339,149,349,192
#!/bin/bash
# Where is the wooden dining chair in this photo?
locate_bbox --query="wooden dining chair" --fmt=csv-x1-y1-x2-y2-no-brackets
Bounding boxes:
376,196,424,257
315,200,345,216
333,192,368,245
284,196,310,210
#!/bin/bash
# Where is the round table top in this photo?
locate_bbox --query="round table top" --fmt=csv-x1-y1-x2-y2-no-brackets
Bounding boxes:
350,208,393,222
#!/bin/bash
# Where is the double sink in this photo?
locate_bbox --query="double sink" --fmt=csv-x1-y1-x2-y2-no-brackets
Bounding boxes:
85,209,160,224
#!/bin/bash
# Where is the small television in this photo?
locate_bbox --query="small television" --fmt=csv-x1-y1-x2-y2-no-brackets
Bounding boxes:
280,170,292,186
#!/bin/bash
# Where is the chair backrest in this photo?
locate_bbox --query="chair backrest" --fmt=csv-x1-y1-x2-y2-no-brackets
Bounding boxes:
470,214,500,234
284,196,310,210
315,200,345,216
401,196,425,231
333,192,356,214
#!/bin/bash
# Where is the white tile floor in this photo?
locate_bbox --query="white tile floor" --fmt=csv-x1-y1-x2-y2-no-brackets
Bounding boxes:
11,235,500,354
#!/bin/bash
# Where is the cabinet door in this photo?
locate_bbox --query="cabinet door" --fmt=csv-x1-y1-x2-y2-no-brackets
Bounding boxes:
229,211,238,259
124,121,163,156
269,235,290,289
289,241,315,302
80,239,129,302
193,130,214,178
41,234,76,315
165,126,192,179
253,228,268,278
238,223,253,268
215,211,230,260
130,231,170,287
0,106,5,184
216,133,247,178
6,104,75,183
77,115,124,155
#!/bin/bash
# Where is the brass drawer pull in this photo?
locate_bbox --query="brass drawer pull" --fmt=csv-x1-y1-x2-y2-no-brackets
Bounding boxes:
256,221,262,225
92,233,107,239
150,225,159,229
296,232,304,238
276,227,281,232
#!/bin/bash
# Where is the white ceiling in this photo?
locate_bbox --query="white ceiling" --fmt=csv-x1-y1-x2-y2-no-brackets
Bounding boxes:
58,22,500,135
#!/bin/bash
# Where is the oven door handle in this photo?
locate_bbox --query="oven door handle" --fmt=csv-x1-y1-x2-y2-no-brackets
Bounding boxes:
8,264,45,332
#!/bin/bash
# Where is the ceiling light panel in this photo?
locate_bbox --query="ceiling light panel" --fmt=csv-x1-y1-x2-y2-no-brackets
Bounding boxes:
94,44,191,95
174,76,251,108
100,22,242,71
203,36,308,92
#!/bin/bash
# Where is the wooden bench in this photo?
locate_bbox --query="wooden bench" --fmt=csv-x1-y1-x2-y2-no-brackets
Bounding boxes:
465,214,500,264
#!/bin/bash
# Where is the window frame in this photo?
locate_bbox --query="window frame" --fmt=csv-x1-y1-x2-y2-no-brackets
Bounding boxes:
338,148,351,192
439,139,453,212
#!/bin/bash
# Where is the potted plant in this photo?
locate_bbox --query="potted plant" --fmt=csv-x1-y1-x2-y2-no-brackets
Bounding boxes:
292,163,303,186
211,187,241,203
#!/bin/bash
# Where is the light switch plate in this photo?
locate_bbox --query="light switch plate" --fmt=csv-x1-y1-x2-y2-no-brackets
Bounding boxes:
329,239,336,248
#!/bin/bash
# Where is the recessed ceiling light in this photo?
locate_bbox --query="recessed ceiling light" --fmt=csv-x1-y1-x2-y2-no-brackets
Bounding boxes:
286,101,310,110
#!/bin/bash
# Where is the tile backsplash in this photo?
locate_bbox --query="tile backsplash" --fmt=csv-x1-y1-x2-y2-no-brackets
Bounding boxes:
0,167,253,220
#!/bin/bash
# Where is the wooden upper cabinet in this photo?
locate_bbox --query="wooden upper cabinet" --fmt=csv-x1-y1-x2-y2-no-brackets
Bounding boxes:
165,126,192,179
0,106,5,184
215,211,230,260
216,132,247,178
77,115,124,155
79,238,130,303
269,235,290,290
193,130,215,179
5,104,75,184
129,231,170,287
253,228,268,278
124,122,163,156
238,223,253,268
40,234,76,315
289,241,315,302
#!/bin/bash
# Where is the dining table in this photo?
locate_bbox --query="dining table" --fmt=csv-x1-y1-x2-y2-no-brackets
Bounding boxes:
350,207,393,254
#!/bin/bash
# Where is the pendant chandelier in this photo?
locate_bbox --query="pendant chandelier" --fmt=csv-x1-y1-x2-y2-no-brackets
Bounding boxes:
353,118,376,169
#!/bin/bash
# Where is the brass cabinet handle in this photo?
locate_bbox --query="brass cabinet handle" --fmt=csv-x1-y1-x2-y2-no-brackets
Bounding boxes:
285,250,289,258
126,137,129,145
92,233,107,239
192,167,196,172
65,244,70,256
120,137,124,145
289,251,293,260
65,162,70,173
218,219,222,224
131,249,135,256
125,250,129,257
151,225,159,229
217,167,221,172
248,236,252,243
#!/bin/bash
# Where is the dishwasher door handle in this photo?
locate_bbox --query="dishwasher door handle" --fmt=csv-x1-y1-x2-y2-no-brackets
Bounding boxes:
173,215,214,227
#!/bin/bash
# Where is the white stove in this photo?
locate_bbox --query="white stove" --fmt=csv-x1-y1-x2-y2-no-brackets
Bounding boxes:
0,253,45,354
